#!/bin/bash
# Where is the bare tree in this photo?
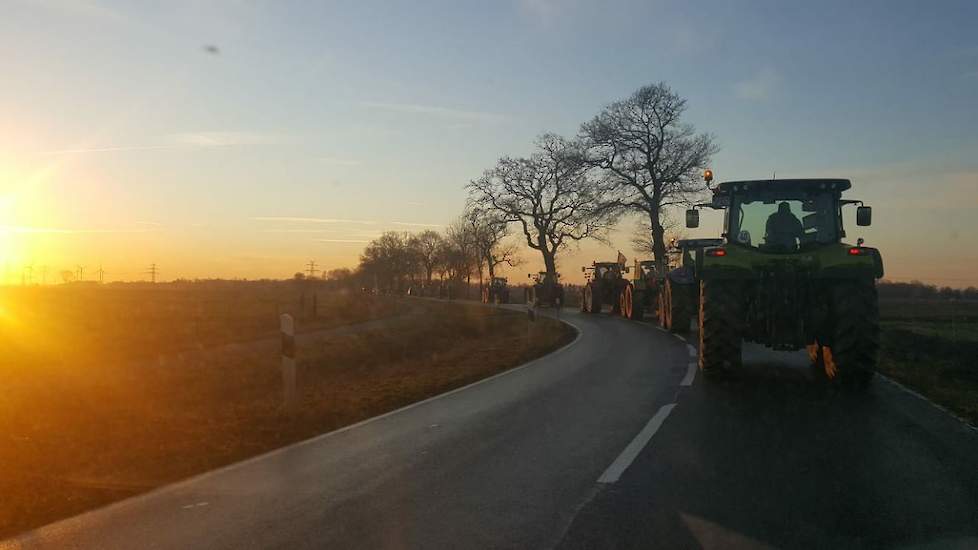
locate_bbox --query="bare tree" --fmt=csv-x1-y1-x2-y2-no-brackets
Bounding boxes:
408,230,443,287
630,215,685,258
580,82,718,274
358,231,420,292
468,134,619,277
465,206,519,284
438,217,481,295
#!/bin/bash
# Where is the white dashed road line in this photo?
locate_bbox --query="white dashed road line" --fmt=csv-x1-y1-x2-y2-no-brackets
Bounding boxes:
687,344,697,358
597,404,677,484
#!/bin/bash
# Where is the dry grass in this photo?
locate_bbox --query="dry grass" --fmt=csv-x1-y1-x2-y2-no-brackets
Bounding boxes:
876,299,978,425
0,288,573,538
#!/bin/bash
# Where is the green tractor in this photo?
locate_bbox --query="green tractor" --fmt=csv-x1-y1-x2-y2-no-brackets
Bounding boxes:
581,262,629,314
482,277,510,304
620,260,659,320
687,176,883,388
657,238,725,333
526,272,565,308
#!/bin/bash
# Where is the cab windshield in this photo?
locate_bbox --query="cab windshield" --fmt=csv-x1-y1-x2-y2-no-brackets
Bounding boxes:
729,190,839,253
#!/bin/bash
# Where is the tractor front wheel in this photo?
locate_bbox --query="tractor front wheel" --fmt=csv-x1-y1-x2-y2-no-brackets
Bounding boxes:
699,279,744,376
820,280,879,390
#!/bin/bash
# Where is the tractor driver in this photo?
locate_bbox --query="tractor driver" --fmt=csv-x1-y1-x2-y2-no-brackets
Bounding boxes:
765,202,804,250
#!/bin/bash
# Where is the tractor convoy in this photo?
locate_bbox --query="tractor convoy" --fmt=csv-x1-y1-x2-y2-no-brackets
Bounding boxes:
572,171,882,388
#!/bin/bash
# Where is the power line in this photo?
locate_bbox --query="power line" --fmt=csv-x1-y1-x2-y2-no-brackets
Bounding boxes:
306,259,319,278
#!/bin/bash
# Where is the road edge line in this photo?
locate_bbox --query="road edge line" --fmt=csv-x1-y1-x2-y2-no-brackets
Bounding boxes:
878,374,978,433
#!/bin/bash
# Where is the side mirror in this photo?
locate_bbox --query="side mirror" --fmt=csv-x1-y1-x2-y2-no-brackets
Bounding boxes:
581,266,585,272
856,206,872,226
685,209,699,228
527,273,532,278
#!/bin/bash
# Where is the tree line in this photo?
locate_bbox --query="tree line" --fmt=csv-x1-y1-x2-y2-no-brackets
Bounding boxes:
342,82,718,292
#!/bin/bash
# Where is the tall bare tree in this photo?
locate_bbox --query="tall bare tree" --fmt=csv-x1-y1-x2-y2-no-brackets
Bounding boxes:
439,217,480,293
465,206,519,284
580,83,717,274
468,134,619,276
408,230,443,287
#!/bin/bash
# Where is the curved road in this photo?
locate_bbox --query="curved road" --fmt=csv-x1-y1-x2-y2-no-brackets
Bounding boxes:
4,308,978,549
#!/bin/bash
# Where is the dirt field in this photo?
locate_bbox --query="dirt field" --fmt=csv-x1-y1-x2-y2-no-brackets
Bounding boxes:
0,286,574,538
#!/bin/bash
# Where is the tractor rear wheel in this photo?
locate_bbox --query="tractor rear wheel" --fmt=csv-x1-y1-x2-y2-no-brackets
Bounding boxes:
591,285,602,313
620,285,632,318
821,280,879,390
667,279,691,334
699,279,743,375
631,289,644,320
658,284,670,330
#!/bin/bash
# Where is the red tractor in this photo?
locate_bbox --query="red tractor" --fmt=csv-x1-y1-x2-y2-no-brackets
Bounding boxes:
581,262,629,314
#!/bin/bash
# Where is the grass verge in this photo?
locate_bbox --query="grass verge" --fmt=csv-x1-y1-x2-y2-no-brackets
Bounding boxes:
0,298,574,538
876,299,978,426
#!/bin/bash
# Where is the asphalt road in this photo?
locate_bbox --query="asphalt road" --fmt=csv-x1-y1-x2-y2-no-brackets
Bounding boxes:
4,307,977,549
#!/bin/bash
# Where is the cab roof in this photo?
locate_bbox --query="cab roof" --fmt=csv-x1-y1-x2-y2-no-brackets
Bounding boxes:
715,178,851,193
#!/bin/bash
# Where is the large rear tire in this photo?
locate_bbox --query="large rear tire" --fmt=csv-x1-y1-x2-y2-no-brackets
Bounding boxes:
667,279,691,334
822,280,879,390
699,279,744,375
620,285,633,319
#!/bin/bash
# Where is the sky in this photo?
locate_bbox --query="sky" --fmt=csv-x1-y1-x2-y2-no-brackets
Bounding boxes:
1,0,976,286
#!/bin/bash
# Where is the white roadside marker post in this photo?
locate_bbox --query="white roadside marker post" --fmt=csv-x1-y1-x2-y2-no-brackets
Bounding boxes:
527,300,536,343
280,313,296,412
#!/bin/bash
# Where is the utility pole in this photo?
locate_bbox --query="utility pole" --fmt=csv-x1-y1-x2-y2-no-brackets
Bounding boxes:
305,259,319,279
146,263,158,283
97,265,105,284
40,265,48,285
76,265,85,282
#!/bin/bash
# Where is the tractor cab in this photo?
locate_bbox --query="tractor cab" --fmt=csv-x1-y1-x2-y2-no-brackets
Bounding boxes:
687,179,873,253
583,262,625,282
529,271,559,285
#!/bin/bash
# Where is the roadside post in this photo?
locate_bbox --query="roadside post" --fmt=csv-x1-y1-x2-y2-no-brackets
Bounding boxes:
280,313,297,411
527,300,536,343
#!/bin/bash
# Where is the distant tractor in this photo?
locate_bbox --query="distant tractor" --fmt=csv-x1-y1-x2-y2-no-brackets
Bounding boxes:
686,174,883,388
482,277,510,304
581,262,629,314
619,260,660,320
657,238,725,333
526,272,565,308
